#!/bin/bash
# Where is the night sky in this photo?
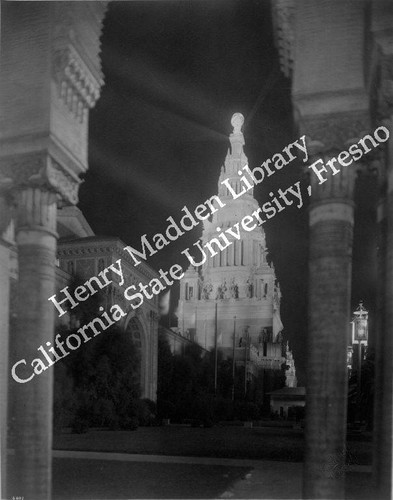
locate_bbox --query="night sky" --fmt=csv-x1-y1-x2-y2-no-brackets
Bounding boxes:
79,0,378,384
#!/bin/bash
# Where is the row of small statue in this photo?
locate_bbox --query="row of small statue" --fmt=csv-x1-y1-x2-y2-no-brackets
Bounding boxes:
201,278,255,300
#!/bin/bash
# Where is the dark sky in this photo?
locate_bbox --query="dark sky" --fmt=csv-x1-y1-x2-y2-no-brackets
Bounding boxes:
79,0,377,384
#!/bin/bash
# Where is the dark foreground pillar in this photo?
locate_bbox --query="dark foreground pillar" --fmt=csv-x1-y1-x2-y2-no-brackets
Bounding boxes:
12,187,58,499
374,116,393,499
303,163,355,499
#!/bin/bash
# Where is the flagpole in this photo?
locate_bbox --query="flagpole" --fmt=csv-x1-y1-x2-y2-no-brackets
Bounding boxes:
195,306,197,342
214,301,218,395
232,316,236,401
244,329,248,397
204,314,207,350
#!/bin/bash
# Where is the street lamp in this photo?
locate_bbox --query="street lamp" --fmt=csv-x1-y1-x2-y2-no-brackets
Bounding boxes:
351,301,368,423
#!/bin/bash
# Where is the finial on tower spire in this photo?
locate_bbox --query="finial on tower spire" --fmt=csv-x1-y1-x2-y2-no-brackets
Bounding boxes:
231,113,244,134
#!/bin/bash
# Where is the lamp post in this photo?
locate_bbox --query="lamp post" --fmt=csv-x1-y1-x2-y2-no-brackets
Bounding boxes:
352,301,368,424
232,316,236,401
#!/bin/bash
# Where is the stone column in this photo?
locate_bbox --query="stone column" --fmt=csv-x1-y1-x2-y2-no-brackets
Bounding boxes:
303,151,357,499
372,114,393,499
372,164,387,494
0,3,107,498
0,195,13,499
11,187,58,499
383,114,393,500
372,45,393,498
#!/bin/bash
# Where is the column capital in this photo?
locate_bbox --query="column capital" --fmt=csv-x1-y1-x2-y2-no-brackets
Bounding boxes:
14,187,58,240
304,148,359,207
0,152,81,205
298,111,370,153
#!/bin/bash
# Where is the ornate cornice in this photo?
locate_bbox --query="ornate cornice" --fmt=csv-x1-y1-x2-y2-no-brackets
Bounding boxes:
52,44,102,122
57,245,113,257
57,238,160,282
0,152,81,205
271,0,295,79
51,2,107,122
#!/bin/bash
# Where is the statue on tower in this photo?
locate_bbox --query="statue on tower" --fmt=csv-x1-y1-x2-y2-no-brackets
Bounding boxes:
272,281,284,342
246,278,253,298
230,278,239,299
221,280,228,299
231,112,244,134
202,280,213,300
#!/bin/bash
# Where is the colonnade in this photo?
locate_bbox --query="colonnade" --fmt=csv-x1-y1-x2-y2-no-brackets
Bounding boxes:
0,1,392,499
0,2,107,497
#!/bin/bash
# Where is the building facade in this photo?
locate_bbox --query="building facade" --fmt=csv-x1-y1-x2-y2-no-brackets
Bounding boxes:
55,206,159,401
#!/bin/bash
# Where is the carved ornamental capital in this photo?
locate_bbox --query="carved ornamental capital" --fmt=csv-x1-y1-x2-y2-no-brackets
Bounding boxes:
15,187,58,237
305,151,357,207
298,112,371,154
0,153,81,205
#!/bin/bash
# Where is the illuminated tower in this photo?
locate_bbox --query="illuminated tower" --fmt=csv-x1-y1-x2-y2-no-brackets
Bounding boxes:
177,113,284,373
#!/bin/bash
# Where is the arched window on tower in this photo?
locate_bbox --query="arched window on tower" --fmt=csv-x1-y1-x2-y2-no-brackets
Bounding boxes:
241,240,244,266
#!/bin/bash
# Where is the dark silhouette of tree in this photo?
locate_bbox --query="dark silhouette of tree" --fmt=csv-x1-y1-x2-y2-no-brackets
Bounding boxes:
53,275,142,432
156,332,266,423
